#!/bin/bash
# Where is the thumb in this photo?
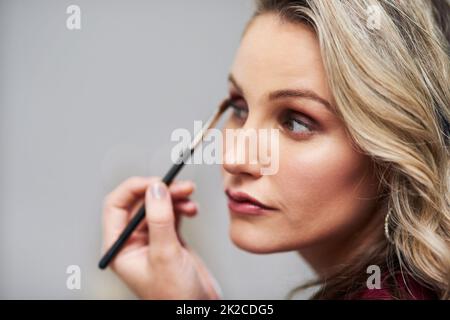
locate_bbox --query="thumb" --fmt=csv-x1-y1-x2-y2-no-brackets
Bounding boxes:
145,180,181,257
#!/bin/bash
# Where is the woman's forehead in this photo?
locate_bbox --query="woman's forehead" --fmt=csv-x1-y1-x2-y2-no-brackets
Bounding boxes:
229,14,331,106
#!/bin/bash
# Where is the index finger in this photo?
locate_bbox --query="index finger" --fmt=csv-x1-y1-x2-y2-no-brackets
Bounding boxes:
102,176,155,251
103,176,154,210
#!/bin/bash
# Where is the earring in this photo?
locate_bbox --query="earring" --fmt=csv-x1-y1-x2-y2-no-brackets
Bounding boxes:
384,206,394,244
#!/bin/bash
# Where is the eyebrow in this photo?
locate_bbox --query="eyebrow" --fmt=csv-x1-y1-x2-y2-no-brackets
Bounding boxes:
228,73,334,113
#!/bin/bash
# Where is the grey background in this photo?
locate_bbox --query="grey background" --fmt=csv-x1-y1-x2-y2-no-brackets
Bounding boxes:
0,0,314,299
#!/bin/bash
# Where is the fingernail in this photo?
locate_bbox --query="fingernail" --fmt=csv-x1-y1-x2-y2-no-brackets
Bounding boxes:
151,182,166,199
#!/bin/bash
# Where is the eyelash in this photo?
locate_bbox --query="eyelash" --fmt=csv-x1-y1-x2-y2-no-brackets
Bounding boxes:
226,97,315,137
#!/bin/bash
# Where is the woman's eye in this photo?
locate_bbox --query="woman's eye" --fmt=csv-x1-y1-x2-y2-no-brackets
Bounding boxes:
227,99,248,121
281,112,313,136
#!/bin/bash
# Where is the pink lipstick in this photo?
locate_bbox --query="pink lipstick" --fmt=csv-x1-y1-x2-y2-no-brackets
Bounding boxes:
225,189,276,215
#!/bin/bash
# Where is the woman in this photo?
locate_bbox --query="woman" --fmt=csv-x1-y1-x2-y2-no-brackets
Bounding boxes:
101,0,450,299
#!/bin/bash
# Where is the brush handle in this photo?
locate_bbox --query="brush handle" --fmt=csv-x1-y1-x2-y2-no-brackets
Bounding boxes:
98,99,229,270
98,149,192,270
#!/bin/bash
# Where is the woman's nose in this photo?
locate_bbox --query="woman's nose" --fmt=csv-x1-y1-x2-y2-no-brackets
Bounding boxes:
222,125,265,178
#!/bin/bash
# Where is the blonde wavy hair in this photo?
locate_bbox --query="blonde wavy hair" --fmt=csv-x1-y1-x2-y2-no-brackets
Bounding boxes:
250,0,450,299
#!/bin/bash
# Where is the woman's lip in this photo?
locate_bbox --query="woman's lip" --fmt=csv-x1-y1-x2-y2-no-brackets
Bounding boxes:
227,198,268,215
225,189,277,214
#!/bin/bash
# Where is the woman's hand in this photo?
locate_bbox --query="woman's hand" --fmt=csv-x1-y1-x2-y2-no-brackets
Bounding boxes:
101,176,221,299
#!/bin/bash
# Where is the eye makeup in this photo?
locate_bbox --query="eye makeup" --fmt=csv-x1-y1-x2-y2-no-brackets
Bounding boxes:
225,95,319,139
278,109,316,137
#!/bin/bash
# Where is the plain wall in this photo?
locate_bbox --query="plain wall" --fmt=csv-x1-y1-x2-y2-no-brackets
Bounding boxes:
0,0,314,299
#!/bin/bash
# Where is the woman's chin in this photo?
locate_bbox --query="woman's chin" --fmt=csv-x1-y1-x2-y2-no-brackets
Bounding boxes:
228,219,293,254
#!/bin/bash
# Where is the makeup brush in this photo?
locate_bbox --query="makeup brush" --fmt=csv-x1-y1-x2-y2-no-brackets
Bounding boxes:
98,99,229,269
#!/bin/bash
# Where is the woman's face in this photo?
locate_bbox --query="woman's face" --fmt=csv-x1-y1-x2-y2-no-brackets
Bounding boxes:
221,14,381,263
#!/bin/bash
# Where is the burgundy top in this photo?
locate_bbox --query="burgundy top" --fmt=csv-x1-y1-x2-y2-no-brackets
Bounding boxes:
353,272,437,300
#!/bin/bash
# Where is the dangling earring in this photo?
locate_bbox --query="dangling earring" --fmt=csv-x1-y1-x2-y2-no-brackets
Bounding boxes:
384,206,394,244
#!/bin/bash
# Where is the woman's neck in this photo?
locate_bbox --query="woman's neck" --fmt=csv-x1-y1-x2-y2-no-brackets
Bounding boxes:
298,203,386,279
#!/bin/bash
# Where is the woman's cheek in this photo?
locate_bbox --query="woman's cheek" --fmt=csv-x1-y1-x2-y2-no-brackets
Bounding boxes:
276,137,375,232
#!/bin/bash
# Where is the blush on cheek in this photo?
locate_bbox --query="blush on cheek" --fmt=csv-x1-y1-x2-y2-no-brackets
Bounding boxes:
276,137,375,224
